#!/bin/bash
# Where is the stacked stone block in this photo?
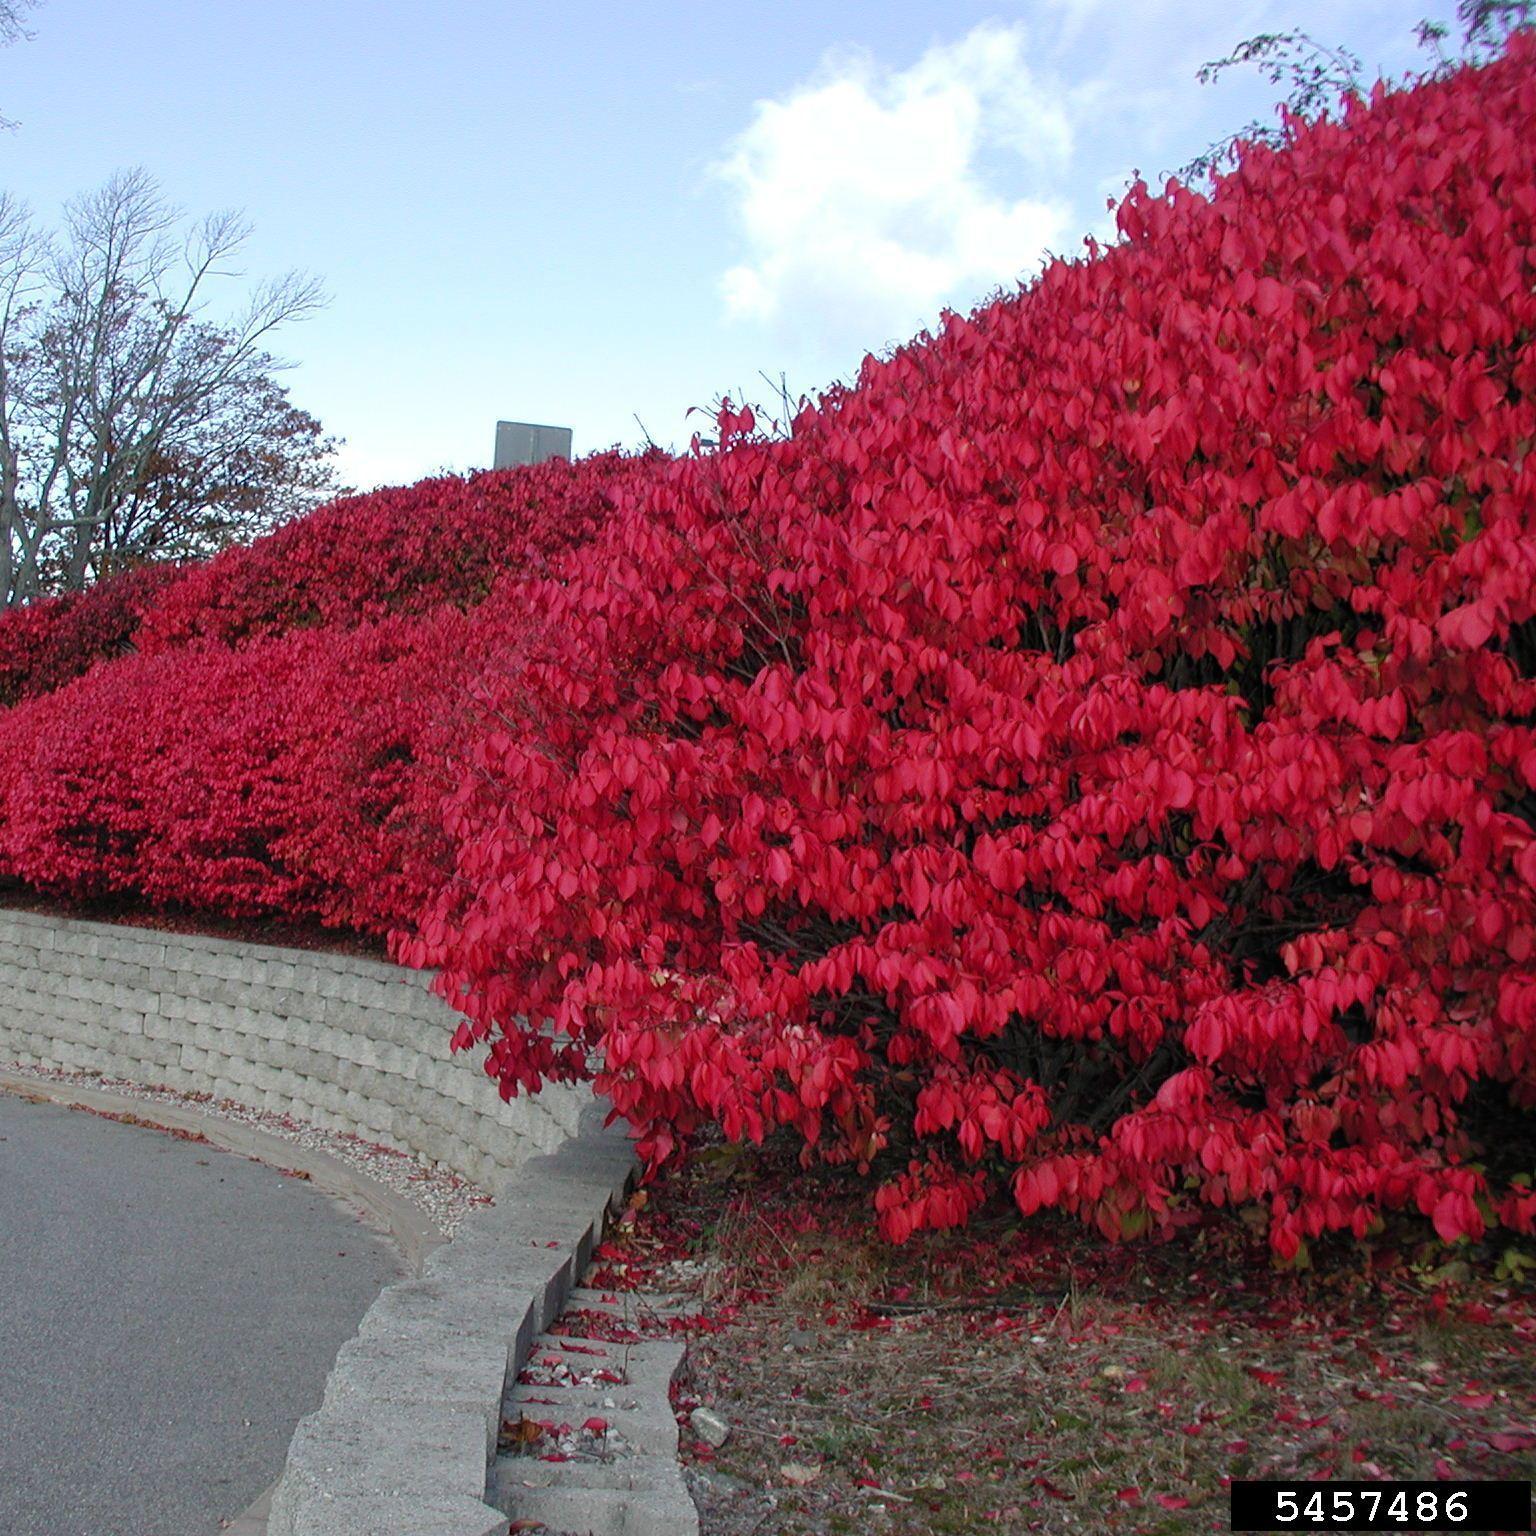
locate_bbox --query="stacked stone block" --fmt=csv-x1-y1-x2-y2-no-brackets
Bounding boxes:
0,908,589,1192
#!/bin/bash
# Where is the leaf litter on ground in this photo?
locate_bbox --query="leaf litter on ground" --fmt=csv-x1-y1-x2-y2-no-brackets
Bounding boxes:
553,1136,1536,1535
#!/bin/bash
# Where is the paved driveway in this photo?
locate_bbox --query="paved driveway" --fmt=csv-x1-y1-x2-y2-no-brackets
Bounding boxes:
0,1091,403,1536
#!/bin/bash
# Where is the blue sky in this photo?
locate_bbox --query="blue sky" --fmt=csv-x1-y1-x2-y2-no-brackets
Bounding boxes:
2,0,1457,490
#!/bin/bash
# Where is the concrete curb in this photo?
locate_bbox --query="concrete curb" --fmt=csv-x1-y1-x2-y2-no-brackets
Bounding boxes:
268,1098,642,1536
0,1070,443,1274
494,1288,700,1536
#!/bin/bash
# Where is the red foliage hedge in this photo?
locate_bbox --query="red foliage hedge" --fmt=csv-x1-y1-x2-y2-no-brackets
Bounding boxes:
0,613,451,927
0,453,652,928
0,451,654,713
134,451,654,655
0,452,642,928
0,563,182,707
4,49,1536,1257
401,47,1536,1258
0,585,583,940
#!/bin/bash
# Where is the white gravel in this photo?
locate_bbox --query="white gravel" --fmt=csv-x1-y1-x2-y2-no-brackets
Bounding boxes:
1,1061,493,1237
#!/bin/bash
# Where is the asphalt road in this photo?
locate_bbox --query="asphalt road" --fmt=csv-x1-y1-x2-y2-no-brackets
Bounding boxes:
0,1091,403,1536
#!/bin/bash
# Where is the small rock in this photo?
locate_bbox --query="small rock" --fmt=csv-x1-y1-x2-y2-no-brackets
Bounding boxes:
697,1468,754,1496
690,1406,731,1447
780,1461,821,1486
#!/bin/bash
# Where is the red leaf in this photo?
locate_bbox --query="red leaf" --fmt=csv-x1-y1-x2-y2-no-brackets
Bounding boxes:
1488,1430,1536,1453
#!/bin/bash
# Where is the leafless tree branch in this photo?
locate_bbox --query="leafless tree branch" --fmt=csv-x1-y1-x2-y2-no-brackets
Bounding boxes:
0,168,340,604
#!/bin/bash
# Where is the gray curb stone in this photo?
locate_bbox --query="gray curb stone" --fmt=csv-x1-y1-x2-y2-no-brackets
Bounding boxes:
268,1100,642,1536
491,1281,699,1536
286,1496,510,1536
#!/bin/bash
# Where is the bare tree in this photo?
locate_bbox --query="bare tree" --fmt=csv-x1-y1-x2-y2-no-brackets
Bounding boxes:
1180,3,1536,185
0,0,36,42
1,0,41,130
1178,32,1365,183
0,169,340,605
1418,0,1536,64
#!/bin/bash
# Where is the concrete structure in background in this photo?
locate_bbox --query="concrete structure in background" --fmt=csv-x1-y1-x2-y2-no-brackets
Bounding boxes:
493,420,572,469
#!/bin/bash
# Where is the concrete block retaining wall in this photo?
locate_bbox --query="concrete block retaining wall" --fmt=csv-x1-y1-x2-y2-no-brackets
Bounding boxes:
0,906,660,1532
0,908,590,1192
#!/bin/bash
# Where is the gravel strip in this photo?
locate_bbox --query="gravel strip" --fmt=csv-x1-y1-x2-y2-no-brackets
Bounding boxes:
1,1061,493,1237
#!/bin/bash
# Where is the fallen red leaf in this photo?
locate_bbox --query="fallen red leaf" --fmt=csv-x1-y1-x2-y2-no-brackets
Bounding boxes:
1487,1430,1536,1452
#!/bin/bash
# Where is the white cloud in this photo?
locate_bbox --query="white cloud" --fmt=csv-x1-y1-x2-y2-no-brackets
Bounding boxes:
713,22,1075,347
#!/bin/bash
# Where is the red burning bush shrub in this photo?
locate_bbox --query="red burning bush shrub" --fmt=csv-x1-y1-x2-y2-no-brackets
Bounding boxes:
403,46,1536,1257
0,592,536,931
1,45,1533,1259
0,563,182,708
133,451,655,656
0,451,652,924
0,451,654,717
